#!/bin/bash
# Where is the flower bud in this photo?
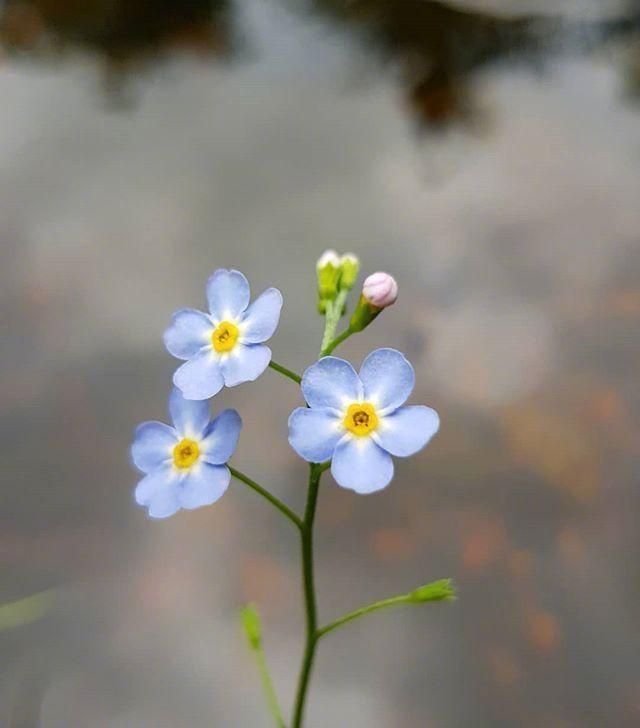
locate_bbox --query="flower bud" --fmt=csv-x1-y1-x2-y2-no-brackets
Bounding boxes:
349,271,398,332
338,253,360,292
316,249,341,312
362,272,398,309
408,579,456,604
240,604,262,650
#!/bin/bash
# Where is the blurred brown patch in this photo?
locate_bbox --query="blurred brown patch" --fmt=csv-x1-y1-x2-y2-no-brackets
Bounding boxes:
557,526,587,572
500,402,601,503
370,527,416,562
525,610,562,656
508,548,536,581
487,645,523,688
242,553,295,616
459,513,507,574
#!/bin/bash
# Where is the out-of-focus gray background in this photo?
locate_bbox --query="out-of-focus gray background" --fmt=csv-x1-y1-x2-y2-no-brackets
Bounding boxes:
1,0,640,725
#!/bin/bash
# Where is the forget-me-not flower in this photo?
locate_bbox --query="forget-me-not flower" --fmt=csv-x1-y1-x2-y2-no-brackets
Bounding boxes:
131,388,242,518
165,269,283,400
288,348,439,493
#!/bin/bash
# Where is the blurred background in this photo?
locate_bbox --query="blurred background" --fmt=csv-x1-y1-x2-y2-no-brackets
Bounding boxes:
1,0,640,725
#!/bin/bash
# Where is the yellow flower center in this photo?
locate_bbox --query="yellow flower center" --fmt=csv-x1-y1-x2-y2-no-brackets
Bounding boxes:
343,402,379,437
212,320,239,353
173,438,200,469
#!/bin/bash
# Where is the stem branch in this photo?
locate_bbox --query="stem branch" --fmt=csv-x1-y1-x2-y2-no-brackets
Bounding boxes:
320,325,355,357
269,360,302,384
317,595,410,638
230,467,302,530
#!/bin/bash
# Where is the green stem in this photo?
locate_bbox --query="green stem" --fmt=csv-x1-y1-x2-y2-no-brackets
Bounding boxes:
0,589,56,632
319,285,350,354
317,595,411,638
254,642,286,727
320,325,355,357
317,578,456,638
269,360,302,384
291,464,323,728
229,467,302,530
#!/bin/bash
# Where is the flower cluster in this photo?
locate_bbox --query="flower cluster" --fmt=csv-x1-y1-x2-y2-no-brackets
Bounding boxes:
131,260,439,516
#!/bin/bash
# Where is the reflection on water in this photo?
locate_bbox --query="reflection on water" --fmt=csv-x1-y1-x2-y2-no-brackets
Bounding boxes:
3,0,640,123
1,1,640,727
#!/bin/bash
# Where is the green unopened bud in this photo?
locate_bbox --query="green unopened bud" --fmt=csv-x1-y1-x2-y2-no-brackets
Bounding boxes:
408,579,456,604
338,253,360,292
316,249,341,302
240,603,262,650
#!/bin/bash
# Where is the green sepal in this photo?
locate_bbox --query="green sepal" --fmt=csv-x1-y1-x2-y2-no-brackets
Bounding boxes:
408,579,456,604
349,294,380,332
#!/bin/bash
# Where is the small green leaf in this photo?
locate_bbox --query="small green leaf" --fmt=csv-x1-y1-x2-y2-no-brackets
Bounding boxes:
408,579,456,604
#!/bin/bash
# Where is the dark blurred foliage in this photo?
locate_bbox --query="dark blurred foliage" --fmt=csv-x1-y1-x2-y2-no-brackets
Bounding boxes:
0,0,231,61
313,0,640,126
3,0,640,124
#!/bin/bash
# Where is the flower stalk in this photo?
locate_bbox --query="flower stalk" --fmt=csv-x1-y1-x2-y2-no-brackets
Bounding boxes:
241,604,286,728
268,360,302,384
317,579,456,639
292,463,323,728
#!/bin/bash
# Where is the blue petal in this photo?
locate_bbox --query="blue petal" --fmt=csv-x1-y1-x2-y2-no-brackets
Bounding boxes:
220,344,271,386
164,308,213,360
301,357,363,411
241,288,283,343
206,269,250,321
331,436,394,494
173,350,224,400
131,421,176,473
288,407,342,462
168,387,211,438
135,468,181,519
179,463,230,509
201,409,242,464
374,406,440,457
359,348,414,412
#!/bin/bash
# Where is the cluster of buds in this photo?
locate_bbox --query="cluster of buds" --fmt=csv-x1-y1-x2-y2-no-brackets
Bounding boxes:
316,250,360,314
316,249,398,333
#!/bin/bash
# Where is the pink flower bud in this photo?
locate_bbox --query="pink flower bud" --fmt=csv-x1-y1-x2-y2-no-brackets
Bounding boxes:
362,272,398,309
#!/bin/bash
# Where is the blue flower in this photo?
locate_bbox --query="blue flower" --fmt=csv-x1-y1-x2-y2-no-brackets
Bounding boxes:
288,348,439,494
164,269,283,400
131,388,242,518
